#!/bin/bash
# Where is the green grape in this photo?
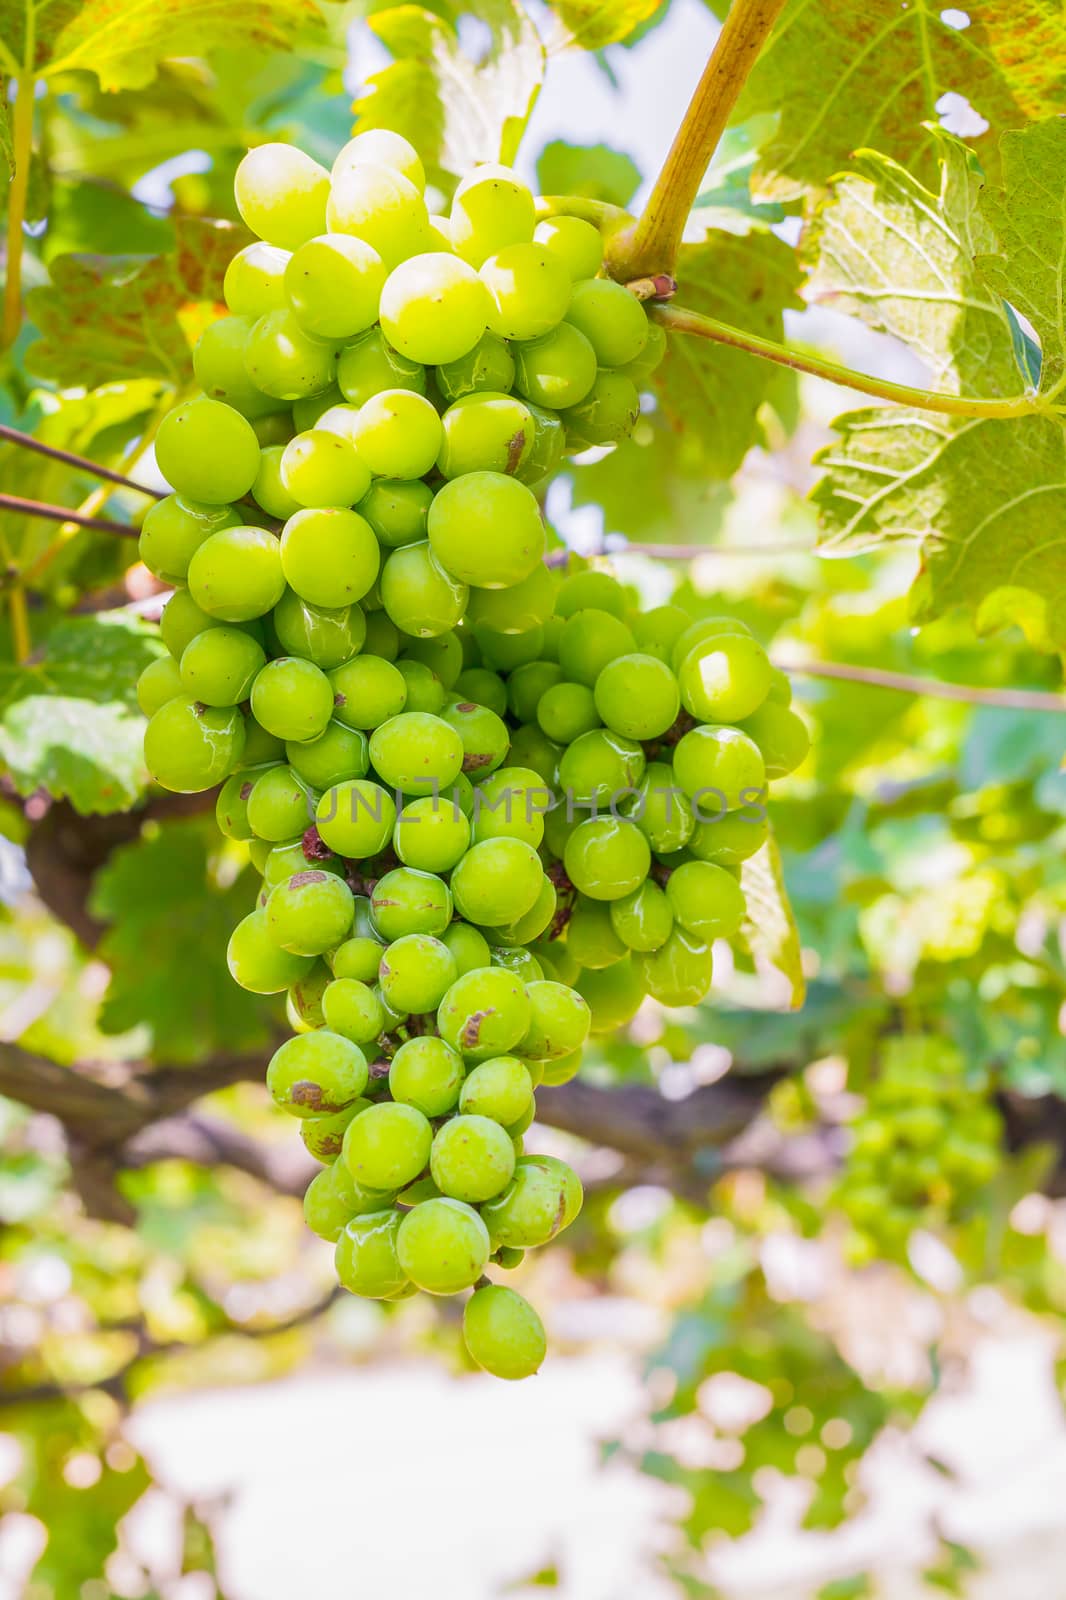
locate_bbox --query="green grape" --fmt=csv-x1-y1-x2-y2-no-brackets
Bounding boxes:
187,526,285,622
450,165,535,267
564,816,651,901
244,309,338,400
436,332,515,402
555,570,628,620
144,696,244,792
688,808,768,866
334,1210,408,1299
322,977,385,1046
490,946,543,983
284,233,386,340
342,1100,432,1190
577,956,645,1029
481,242,571,341
139,494,242,586
466,564,556,633
620,321,668,386
315,779,396,857
193,315,277,418
543,802,577,859
738,701,810,778
537,681,600,743
441,922,492,977
266,870,355,955
480,1154,582,1248
492,876,557,946
378,252,490,364
261,838,341,891
227,908,314,994
765,665,792,706
396,1196,491,1294
563,370,641,447
300,1101,367,1163
437,392,535,480
280,507,380,607
287,962,332,1028
348,390,442,480
395,659,445,714
234,143,330,250
137,655,183,717
557,608,636,686
253,412,295,447
631,604,689,662
463,1285,546,1381
430,1114,516,1204
512,322,597,409
565,278,649,367
251,656,335,743
459,1056,533,1125
237,718,285,768
286,721,368,791
557,727,645,803
326,163,431,269
274,589,366,669
389,1036,464,1117
504,724,559,786
336,328,426,405
267,1029,369,1117
369,711,464,796
442,699,510,775
678,632,773,723
451,837,544,926
534,216,603,280
224,240,291,317
520,979,591,1060
427,472,544,589
155,398,260,504
455,668,508,716
672,725,766,811
252,446,303,520
404,632,464,688
279,430,372,510
329,656,407,730
394,794,471,872
246,765,314,840
370,867,452,940
624,761,694,853
610,880,673,952
179,626,265,707
293,385,345,432
594,653,680,740
333,129,425,190
516,403,565,488
379,933,458,1014
669,616,752,674
665,859,745,942
507,662,562,724
331,935,385,984
565,898,627,969
539,1051,582,1088
304,1159,382,1242
634,927,713,1007
358,479,432,548
438,966,532,1062
530,937,580,985
363,612,400,661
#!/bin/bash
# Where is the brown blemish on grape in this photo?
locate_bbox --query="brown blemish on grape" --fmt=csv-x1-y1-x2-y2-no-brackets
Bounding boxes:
462,751,494,772
460,1009,494,1050
239,781,255,801
505,429,527,476
302,825,332,861
290,869,327,888
291,1080,328,1111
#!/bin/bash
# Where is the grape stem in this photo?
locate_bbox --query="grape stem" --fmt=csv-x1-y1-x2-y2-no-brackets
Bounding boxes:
8,585,31,663
1,61,35,350
781,658,1066,712
606,0,789,281
0,424,167,499
653,304,1047,420
0,493,137,537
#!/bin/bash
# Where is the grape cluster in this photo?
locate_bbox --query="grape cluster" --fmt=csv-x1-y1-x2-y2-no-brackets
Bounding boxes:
838,1036,1001,1259
137,131,808,1378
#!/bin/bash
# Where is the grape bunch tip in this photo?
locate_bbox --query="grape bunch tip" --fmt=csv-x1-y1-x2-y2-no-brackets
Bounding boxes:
138,127,810,1380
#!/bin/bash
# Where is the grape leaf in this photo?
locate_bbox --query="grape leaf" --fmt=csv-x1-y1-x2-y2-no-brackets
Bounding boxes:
351,2,545,185
25,216,247,387
544,0,662,49
739,833,806,1009
90,820,270,1063
0,614,163,814
739,0,1066,200
536,140,641,208
567,413,731,544
653,229,802,477
808,127,1066,651
1,0,343,92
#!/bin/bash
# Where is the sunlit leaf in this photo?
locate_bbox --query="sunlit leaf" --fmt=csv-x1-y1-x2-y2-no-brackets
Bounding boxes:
544,0,662,49
739,832,806,1008
536,139,641,207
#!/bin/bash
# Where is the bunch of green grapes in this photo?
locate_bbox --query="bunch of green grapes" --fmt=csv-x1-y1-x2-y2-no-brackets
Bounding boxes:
838,1035,1002,1260
137,130,808,1379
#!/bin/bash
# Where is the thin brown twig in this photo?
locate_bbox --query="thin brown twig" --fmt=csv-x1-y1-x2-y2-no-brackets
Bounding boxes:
0,493,137,537
0,424,166,499
781,657,1066,712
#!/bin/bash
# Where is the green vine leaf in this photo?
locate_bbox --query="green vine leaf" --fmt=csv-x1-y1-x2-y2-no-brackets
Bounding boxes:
0,614,163,815
536,140,641,208
739,0,1066,200
544,0,662,49
739,833,806,1009
24,217,247,388
2,0,344,92
350,2,545,186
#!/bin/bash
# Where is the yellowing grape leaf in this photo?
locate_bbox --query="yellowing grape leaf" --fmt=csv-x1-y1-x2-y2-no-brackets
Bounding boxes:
739,0,1066,200
544,0,662,49
25,217,247,388
1,0,342,91
653,229,802,477
739,833,806,1009
351,2,545,185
